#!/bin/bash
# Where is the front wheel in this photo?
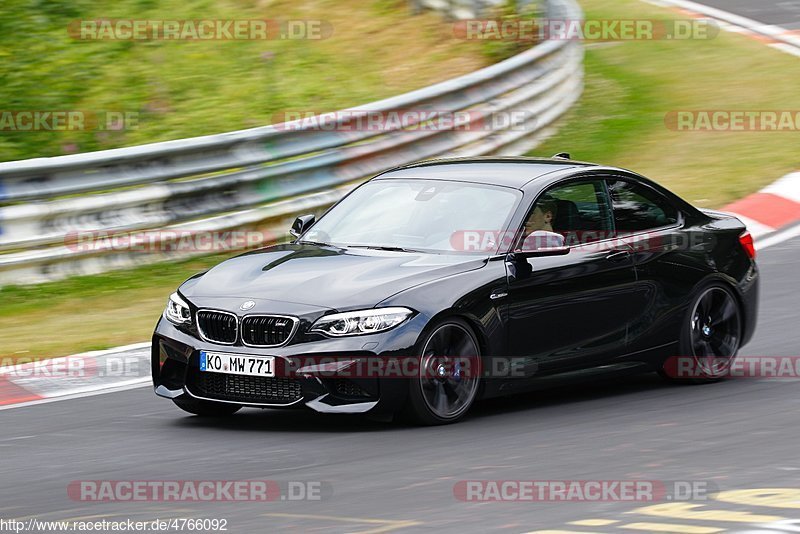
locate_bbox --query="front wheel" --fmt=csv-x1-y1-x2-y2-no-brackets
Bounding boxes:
661,283,742,383
403,318,481,425
173,397,242,416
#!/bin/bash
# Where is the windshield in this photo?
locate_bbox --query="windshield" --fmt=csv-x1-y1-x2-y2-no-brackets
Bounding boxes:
300,178,521,254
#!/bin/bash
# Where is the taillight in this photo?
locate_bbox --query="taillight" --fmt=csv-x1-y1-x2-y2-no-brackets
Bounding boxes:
739,231,756,260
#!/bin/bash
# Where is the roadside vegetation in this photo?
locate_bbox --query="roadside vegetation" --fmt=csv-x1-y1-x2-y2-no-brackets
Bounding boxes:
0,0,485,161
534,0,800,208
2,0,798,359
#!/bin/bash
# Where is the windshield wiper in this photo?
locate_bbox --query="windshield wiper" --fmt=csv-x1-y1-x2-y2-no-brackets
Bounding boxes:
297,240,332,247
347,245,424,253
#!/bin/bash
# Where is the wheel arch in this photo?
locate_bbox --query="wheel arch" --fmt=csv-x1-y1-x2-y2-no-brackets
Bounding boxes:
670,273,753,364
419,308,492,357
415,308,497,400
689,273,748,336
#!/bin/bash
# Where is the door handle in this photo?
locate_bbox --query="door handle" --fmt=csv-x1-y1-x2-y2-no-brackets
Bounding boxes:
605,250,631,262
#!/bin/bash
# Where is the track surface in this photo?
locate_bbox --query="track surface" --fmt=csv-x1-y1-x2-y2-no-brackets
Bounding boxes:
1,232,799,533
693,0,800,29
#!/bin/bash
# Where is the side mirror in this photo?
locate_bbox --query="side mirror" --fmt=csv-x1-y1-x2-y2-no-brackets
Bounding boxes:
290,214,315,238
512,231,570,259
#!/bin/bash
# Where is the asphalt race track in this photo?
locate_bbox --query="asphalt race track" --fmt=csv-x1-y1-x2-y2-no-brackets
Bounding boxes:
0,230,798,533
693,0,800,29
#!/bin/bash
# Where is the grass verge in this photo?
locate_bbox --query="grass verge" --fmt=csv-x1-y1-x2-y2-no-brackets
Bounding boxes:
0,0,485,161
533,0,800,208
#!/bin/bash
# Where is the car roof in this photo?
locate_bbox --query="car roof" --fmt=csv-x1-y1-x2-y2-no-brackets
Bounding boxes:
374,156,598,189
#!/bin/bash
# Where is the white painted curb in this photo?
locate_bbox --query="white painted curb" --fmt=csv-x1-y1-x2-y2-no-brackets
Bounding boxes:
644,0,800,57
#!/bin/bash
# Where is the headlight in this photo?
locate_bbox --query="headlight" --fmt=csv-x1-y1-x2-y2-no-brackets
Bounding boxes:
310,307,413,337
164,292,191,325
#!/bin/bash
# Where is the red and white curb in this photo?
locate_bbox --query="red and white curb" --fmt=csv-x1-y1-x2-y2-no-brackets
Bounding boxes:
0,342,150,410
723,172,800,246
644,0,800,57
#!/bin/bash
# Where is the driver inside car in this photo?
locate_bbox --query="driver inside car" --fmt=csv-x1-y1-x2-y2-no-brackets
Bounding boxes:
521,196,564,250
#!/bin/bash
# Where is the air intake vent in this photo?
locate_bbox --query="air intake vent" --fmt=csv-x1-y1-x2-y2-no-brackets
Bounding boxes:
190,371,302,404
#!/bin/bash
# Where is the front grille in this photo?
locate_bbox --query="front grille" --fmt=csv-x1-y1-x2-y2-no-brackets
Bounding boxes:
241,315,297,347
190,370,302,404
197,310,238,344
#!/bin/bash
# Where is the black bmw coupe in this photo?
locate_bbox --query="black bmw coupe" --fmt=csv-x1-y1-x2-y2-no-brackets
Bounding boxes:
152,156,759,424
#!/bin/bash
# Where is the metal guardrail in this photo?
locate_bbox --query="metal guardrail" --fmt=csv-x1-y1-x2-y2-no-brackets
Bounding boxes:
0,0,583,285
411,0,509,20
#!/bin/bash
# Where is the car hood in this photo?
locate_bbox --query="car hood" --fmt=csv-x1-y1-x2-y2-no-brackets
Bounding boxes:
182,243,488,310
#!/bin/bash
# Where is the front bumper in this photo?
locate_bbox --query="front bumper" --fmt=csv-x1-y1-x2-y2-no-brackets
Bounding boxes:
152,313,426,415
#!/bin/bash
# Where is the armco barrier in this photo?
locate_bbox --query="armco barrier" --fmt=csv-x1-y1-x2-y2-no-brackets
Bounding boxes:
0,0,583,285
411,0,529,20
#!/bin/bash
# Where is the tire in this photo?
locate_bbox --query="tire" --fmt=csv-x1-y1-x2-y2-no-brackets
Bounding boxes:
660,283,742,384
173,397,242,416
403,318,482,425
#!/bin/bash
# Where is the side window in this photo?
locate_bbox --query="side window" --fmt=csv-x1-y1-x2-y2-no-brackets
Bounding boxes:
519,179,612,248
607,179,679,233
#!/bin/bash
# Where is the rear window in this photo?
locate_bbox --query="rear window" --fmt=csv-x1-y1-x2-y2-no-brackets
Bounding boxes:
607,180,679,232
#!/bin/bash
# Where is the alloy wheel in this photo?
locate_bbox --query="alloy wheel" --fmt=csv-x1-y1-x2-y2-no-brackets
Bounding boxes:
418,323,481,420
689,287,741,377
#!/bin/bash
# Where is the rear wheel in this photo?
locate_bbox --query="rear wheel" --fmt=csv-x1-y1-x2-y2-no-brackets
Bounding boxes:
404,318,481,425
661,284,742,383
173,397,242,416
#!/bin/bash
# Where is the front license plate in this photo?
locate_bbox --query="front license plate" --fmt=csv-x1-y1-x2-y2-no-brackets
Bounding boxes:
199,351,275,377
